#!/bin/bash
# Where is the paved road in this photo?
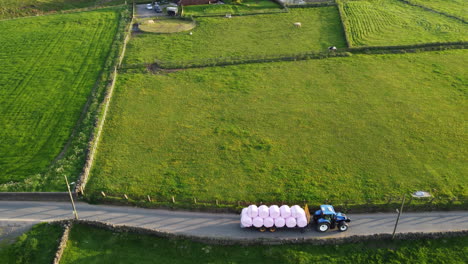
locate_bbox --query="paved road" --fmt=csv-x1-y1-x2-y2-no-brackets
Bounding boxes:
0,201,466,241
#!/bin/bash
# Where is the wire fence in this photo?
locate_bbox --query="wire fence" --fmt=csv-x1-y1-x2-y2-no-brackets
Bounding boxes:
87,191,468,213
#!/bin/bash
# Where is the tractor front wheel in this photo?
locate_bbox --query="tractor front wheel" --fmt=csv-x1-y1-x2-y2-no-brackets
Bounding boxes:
317,223,330,232
338,222,349,232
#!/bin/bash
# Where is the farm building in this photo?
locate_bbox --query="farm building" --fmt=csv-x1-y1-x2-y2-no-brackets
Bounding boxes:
180,0,219,6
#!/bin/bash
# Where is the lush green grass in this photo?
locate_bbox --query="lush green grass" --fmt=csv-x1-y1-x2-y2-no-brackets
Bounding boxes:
0,9,120,188
124,7,346,65
406,0,468,21
0,0,125,19
340,0,467,47
88,50,467,204
182,0,282,16
0,223,63,264
61,224,468,264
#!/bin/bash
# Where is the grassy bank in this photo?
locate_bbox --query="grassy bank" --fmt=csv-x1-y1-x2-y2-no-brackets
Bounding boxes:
0,223,63,264
87,50,467,206
124,7,346,65
61,223,468,263
0,8,121,190
340,0,467,47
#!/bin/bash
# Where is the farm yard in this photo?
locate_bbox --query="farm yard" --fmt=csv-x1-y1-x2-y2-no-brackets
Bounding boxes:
88,50,467,205
340,0,468,47
0,9,120,190
124,7,346,65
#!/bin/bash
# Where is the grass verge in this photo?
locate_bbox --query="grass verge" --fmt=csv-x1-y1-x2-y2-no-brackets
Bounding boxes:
60,223,468,263
0,223,63,264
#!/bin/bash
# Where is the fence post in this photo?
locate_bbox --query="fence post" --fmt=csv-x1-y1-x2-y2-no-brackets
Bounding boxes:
392,194,406,239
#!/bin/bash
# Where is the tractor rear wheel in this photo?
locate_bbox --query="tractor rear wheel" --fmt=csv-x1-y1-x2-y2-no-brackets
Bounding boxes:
338,222,348,232
317,223,330,232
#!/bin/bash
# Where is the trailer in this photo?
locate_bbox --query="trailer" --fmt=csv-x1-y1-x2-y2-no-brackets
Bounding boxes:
240,204,350,233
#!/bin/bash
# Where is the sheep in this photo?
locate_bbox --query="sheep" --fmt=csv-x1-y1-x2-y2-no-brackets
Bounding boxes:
293,22,302,28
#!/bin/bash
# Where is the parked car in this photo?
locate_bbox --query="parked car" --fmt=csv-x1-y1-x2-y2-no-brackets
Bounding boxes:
146,3,153,10
154,5,162,13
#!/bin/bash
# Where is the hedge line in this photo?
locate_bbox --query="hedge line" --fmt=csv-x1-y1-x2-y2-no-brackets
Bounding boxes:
84,191,468,214
120,41,467,70
397,0,466,24
335,0,351,48
75,5,134,194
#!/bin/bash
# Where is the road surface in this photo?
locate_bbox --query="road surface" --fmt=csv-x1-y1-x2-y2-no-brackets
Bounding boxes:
0,201,466,241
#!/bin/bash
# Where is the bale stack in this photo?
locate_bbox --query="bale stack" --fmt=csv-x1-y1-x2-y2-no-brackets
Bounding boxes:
240,204,307,228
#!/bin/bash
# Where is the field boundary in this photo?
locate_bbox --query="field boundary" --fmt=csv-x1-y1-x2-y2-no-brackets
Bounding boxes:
51,219,468,246
0,4,126,22
52,221,71,264
286,1,336,9
121,41,467,70
335,0,352,47
397,0,467,24
85,191,467,214
75,3,135,195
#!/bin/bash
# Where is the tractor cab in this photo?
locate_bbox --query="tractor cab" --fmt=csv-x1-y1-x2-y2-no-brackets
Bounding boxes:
313,205,351,232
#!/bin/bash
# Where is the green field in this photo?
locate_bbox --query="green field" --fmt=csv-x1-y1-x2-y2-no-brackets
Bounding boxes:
0,9,120,189
406,0,468,21
124,7,346,65
60,224,468,264
340,0,468,47
88,50,467,204
0,0,125,19
0,223,62,264
182,0,282,16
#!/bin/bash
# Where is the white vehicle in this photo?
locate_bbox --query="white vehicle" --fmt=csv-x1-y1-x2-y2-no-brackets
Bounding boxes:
146,3,153,10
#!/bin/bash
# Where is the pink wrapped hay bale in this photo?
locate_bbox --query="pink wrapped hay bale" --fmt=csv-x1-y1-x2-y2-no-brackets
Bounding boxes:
247,205,258,218
241,215,253,227
258,205,269,218
241,208,248,216
285,217,297,228
291,205,305,218
269,205,280,218
252,216,264,228
240,208,252,227
280,205,291,218
274,217,286,228
263,217,274,228
297,215,308,228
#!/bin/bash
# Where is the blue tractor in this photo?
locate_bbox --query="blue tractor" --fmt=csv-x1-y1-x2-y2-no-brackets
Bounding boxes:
313,205,351,232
